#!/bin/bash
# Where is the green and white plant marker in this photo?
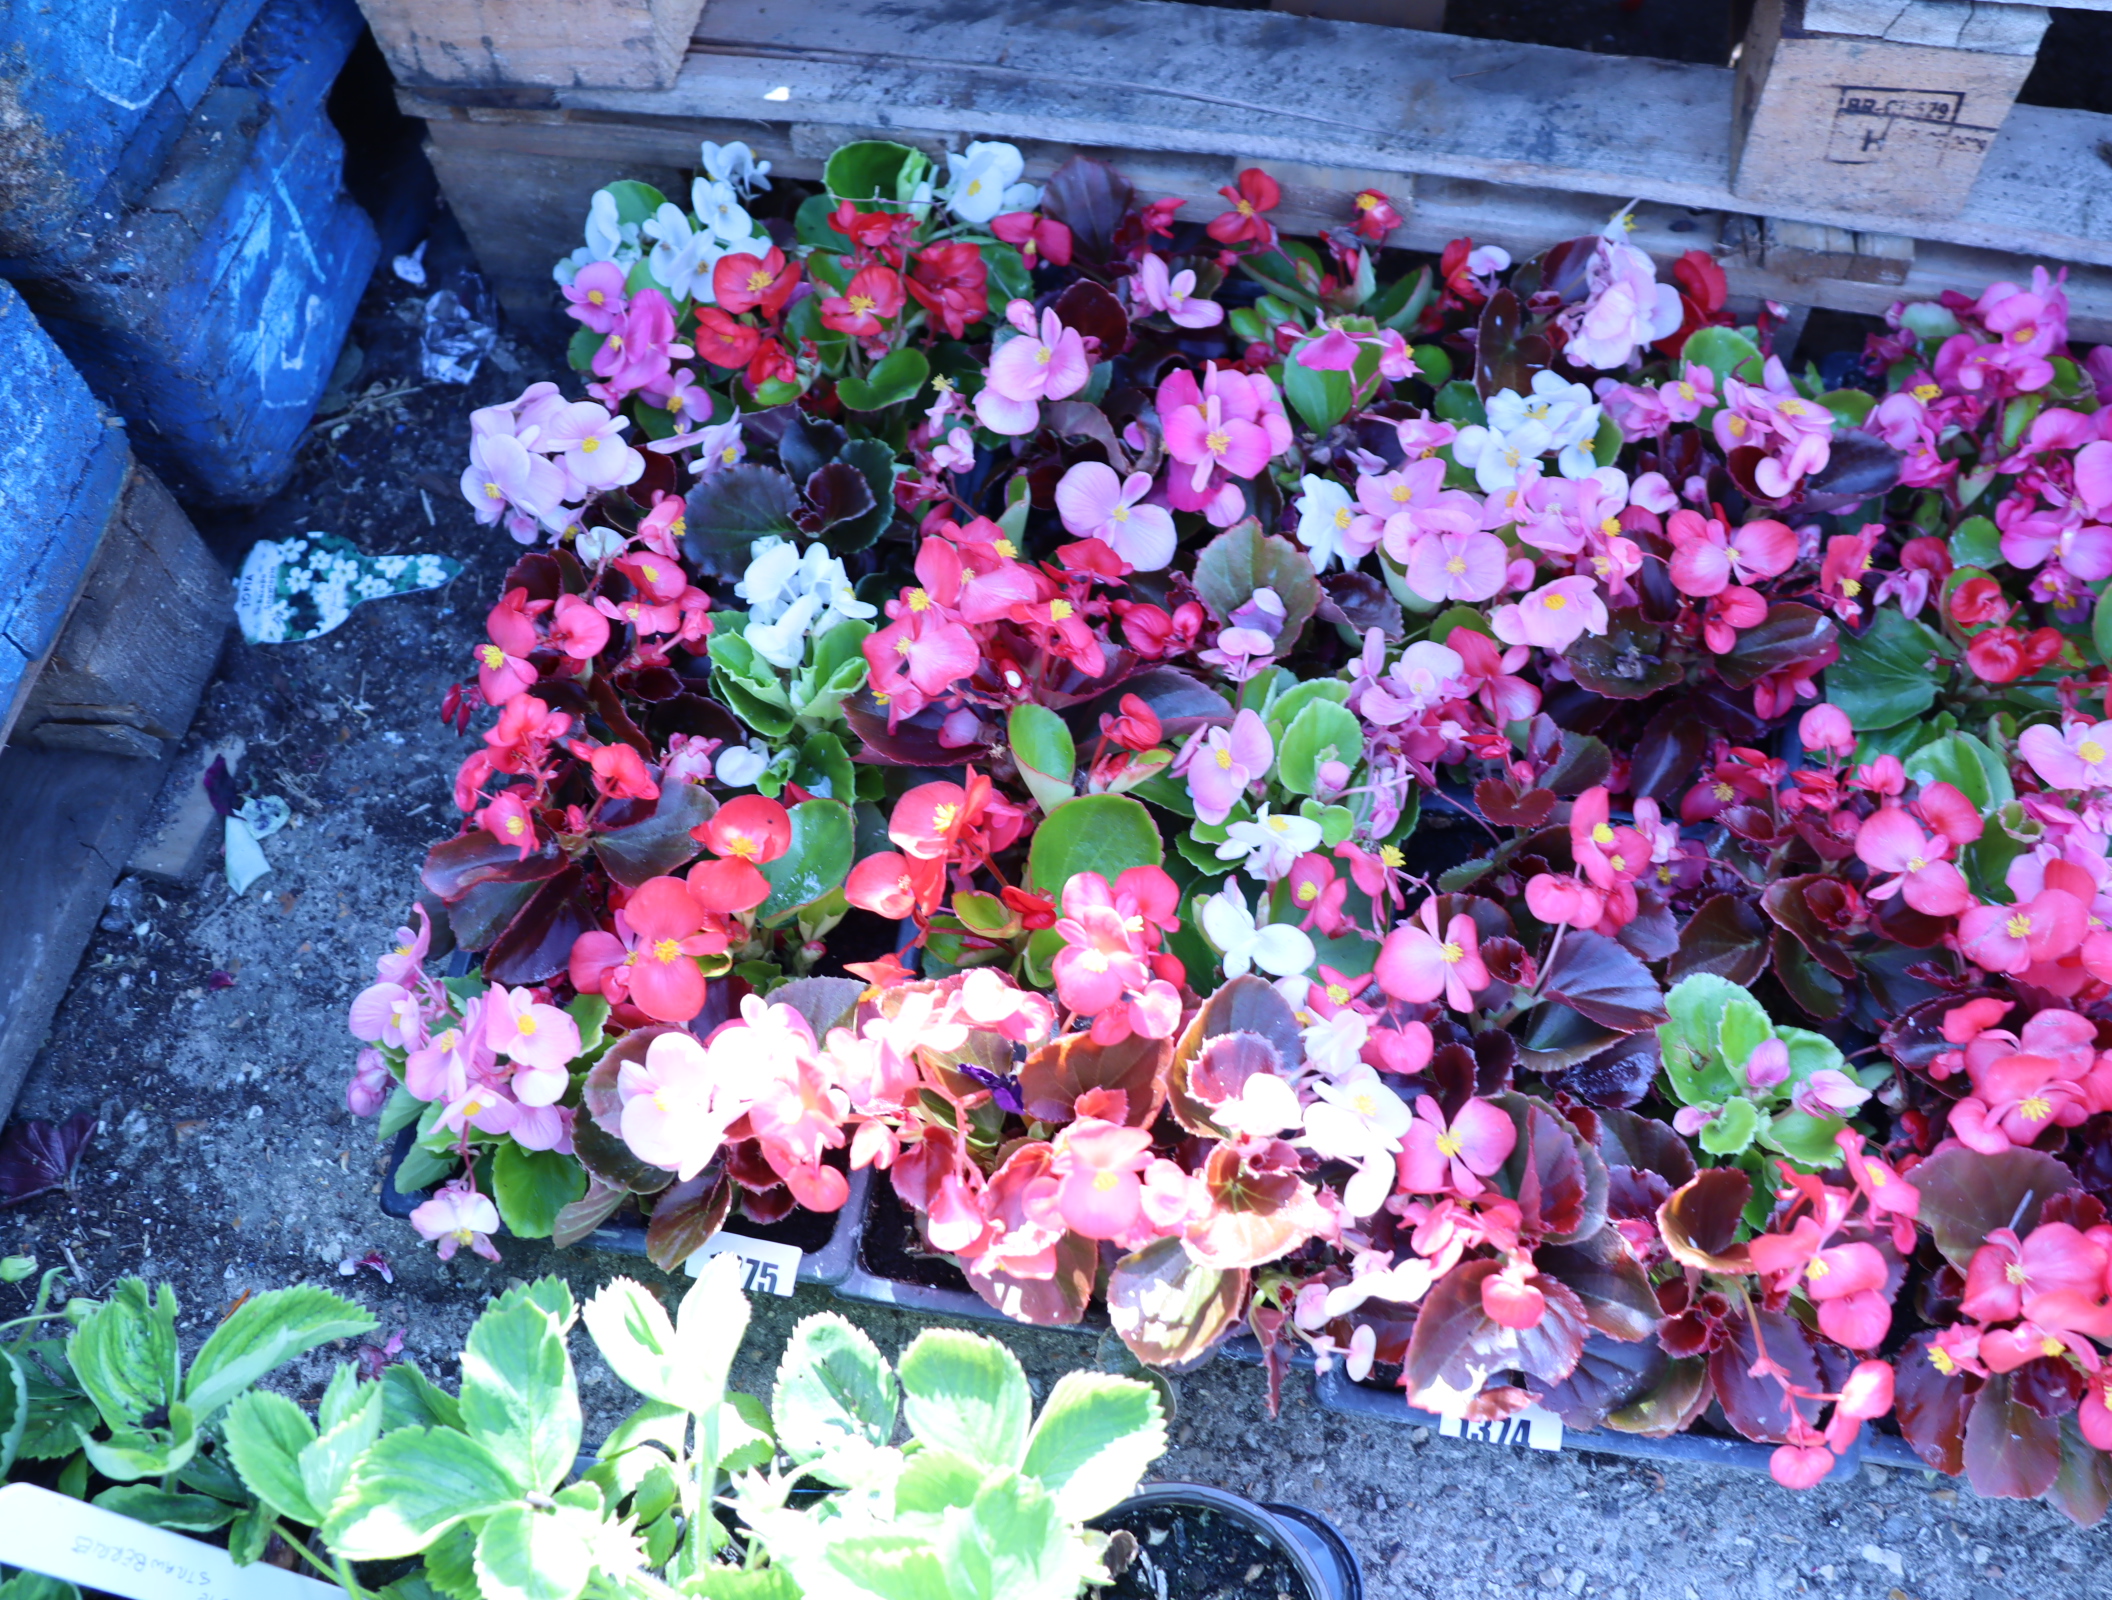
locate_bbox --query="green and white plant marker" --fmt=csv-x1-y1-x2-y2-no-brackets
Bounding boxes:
234,536,460,645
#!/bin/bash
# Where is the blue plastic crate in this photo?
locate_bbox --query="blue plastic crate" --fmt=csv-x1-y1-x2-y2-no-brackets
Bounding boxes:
0,279,127,733
11,0,380,504
0,0,269,264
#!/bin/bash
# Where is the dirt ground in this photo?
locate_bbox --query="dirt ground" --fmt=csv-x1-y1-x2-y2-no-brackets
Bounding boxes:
5,243,2104,1600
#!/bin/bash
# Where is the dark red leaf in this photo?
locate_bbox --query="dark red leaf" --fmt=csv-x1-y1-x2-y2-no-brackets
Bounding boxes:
1770,927,1847,1021
422,828,565,900
592,778,717,887
645,1172,733,1271
1913,1144,2077,1270
1052,280,1131,358
484,865,600,986
2012,1357,2083,1420
1564,611,1682,699
1668,895,1770,987
1629,705,1709,805
1474,288,1526,400
1040,157,1133,271
1536,1333,1666,1428
0,1113,95,1207
1964,1373,2063,1500
968,1226,1096,1325
1549,1033,1661,1110
2048,1416,2112,1527
1316,570,1403,641
1712,603,1837,690
1539,929,1666,1032
1594,1107,1698,1191
799,462,877,533
1474,777,1555,829
1020,1030,1170,1127
1106,1237,1244,1367
1658,1168,1753,1272
1798,432,1903,513
1710,1308,1827,1443
1405,1260,1589,1408
1893,1330,1973,1475
1496,1093,1606,1245
1535,1228,1661,1342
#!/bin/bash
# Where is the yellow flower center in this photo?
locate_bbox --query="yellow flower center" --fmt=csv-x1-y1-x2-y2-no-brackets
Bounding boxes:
993,538,1017,557
1609,854,1626,872
966,179,984,196
1390,484,1413,503
908,588,932,612
1350,1090,1378,1116
1268,815,1291,832
1113,505,1131,523
581,437,600,454
1726,416,1747,437
504,816,525,837
1080,949,1110,972
1049,599,1075,622
1215,748,1234,770
1297,882,1318,903
483,480,503,500
518,1013,539,1036
1930,1346,1957,1374
2006,913,2033,939
2082,741,2107,765
1911,383,1940,401
1714,782,1734,801
748,268,774,291
932,803,959,831
2042,1336,2065,1356
2012,327,2034,344
1907,856,1927,872
1841,578,1862,598
1235,199,1254,217
1439,941,1463,964
1326,983,1351,1004
1591,823,1615,845
1544,593,1567,611
2006,1262,2030,1285
479,644,505,667
1035,345,1053,366
2020,1095,2053,1123
653,938,682,963
847,294,876,315
894,636,914,655
1445,557,1466,575
1806,1257,1831,1279
1093,1169,1119,1191
728,834,759,860
1677,382,1695,402
1380,845,1404,868
1356,193,1378,212
1206,430,1231,455
1334,507,1352,528
1436,1131,1462,1158
588,289,606,305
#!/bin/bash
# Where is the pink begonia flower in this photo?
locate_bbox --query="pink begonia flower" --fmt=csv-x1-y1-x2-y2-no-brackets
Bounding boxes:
1179,708,1272,824
1359,640,1469,726
1490,576,1609,652
929,427,976,473
1373,899,1490,1012
1798,704,1856,757
1159,365,1278,494
350,982,426,1051
375,906,434,986
1054,461,1176,571
975,303,1091,435
2078,440,2112,520
540,400,645,491
1743,1037,1791,1091
2018,719,2112,791
485,983,582,1092
1957,887,2088,974
1404,527,1508,603
1297,328,1362,371
1396,1094,1517,1198
348,1048,391,1117
1557,232,1682,369
404,1002,491,1105
1799,1241,1893,1350
1131,253,1223,328
462,431,567,532
1666,510,1797,596
1855,806,1972,917
1053,1119,1156,1240
617,1030,751,1180
1525,871,1604,931
1376,330,1419,381
409,1180,501,1263
1790,1068,1872,1119
1961,1223,2106,1324
550,592,612,660
562,260,629,334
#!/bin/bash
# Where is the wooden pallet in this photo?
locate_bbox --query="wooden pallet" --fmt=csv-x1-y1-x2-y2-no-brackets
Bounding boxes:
390,0,2112,337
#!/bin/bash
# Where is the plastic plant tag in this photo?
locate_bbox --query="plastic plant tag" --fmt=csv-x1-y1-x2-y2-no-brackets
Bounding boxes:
685,1231,802,1296
1438,1404,1564,1451
0,1483,338,1600
225,795,291,895
234,534,460,644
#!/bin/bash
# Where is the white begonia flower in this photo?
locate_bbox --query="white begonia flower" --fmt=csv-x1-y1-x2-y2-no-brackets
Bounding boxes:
700,140,772,198
644,204,719,302
1486,372,1605,482
1300,1007,1372,1083
1215,808,1325,882
736,537,877,669
1295,475,1357,572
554,189,636,285
1322,1254,1440,1319
715,742,771,788
1211,1070,1305,1139
1451,416,1554,495
691,178,754,246
575,525,628,564
944,141,1027,224
1201,885,1316,981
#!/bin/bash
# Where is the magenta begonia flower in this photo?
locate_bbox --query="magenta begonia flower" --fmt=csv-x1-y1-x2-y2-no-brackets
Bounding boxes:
1054,461,1177,571
1490,575,1609,652
1396,1094,1516,1198
1132,253,1223,329
1159,365,1275,493
1374,899,1491,1012
1180,708,1272,825
410,1180,502,1263
1957,887,2088,974
1295,327,1362,371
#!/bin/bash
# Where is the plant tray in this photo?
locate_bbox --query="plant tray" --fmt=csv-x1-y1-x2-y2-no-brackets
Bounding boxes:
1309,1364,1866,1481
378,1124,866,1288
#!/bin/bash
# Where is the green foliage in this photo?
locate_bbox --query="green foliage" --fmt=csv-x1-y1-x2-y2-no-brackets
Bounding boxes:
1657,974,1855,1169
1009,704,1077,814
1027,794,1163,896
758,799,856,923
1828,607,1948,730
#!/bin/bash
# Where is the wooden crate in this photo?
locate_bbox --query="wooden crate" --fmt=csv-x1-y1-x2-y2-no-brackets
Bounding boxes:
350,0,708,89
1731,0,2049,221
394,0,2112,339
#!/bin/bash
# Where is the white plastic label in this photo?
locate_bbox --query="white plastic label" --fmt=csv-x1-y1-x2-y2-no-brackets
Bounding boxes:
1438,1404,1565,1451
685,1231,802,1296
0,1483,339,1600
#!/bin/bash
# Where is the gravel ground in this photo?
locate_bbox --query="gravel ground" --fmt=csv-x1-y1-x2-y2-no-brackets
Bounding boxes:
6,251,2102,1600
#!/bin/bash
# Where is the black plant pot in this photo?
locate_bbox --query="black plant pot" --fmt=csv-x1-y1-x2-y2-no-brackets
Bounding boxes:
1094,1483,1362,1600
377,1124,866,1289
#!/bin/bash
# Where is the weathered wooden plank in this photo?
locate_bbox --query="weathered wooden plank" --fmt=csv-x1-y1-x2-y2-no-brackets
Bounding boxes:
350,0,706,89
1802,1,2047,52
414,101,2112,343
545,0,2110,266
18,465,231,760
